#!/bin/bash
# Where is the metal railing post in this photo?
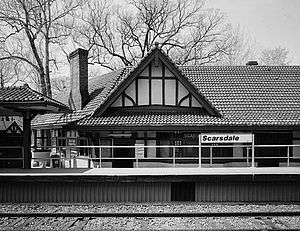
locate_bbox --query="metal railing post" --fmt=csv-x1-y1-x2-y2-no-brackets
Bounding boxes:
209,147,213,167
287,146,290,167
99,147,102,168
173,147,175,167
251,134,255,168
198,135,202,168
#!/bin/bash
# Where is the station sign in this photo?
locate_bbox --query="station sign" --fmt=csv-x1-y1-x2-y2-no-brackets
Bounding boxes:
135,143,144,158
200,133,253,143
67,138,77,146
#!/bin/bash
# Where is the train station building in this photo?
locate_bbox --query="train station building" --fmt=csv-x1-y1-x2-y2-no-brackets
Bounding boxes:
29,45,300,169
1,45,300,203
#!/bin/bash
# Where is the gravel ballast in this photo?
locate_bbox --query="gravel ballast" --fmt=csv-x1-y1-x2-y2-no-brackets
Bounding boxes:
0,203,299,230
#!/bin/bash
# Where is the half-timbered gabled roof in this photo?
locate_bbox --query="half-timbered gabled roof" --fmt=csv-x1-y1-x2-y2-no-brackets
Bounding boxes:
91,45,221,117
32,47,300,129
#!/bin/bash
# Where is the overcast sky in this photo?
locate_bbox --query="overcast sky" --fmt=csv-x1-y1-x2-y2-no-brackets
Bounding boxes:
207,0,300,64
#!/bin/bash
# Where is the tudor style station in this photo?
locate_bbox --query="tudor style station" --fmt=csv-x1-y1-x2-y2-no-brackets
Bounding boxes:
31,45,300,169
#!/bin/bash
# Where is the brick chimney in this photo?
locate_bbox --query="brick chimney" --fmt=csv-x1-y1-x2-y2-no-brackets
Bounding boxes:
246,61,258,66
68,48,89,110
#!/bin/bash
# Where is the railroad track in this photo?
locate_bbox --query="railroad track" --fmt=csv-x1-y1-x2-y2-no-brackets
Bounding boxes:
0,211,299,230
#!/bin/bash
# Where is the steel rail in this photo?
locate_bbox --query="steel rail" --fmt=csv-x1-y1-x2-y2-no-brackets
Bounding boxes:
0,211,300,218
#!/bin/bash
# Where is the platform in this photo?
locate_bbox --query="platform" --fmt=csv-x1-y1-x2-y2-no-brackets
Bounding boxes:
0,167,300,176
1,167,300,203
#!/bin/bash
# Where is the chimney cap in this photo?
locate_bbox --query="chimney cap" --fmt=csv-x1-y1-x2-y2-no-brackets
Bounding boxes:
246,61,258,66
69,48,88,60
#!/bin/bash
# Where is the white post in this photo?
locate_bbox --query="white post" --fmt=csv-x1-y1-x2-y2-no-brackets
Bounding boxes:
111,139,114,158
287,146,290,167
198,134,202,168
251,133,255,168
173,147,175,167
99,147,102,168
136,148,139,168
210,147,213,167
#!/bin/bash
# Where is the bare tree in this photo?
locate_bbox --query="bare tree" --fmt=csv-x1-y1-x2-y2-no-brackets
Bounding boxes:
73,0,244,70
0,60,21,87
214,27,260,66
259,46,290,66
0,0,82,96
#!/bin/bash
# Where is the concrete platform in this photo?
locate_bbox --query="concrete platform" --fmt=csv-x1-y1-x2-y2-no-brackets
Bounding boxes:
0,167,300,176
1,167,300,202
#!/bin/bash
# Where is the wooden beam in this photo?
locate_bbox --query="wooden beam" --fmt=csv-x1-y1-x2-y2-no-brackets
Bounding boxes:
23,110,32,169
162,64,165,105
0,106,21,116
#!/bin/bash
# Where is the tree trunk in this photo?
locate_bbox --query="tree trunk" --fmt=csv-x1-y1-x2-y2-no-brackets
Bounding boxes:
44,0,52,98
45,38,52,97
0,70,4,87
40,71,47,96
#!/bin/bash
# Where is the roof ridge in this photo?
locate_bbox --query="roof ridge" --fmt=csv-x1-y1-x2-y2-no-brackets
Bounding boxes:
25,84,70,108
0,84,25,89
178,65,300,68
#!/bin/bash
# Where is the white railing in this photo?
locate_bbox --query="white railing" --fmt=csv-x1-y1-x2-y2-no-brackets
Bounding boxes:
30,144,300,169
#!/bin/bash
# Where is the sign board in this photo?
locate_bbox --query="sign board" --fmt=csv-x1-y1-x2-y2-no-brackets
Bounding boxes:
200,133,253,143
67,138,77,146
135,144,144,158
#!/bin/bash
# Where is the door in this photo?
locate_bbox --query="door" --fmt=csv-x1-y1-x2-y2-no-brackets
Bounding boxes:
171,182,195,201
255,132,292,167
112,138,135,168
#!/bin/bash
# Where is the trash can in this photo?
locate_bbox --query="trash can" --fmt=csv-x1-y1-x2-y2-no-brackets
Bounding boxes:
51,154,60,168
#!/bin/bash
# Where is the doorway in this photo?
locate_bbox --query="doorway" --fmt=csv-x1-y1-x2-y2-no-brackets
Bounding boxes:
112,138,135,168
255,132,292,167
171,182,195,201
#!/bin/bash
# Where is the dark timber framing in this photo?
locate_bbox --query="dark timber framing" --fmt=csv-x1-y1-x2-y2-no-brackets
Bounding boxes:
110,61,207,109
112,76,198,108
162,64,166,105
93,47,221,117
149,62,152,105
135,79,138,106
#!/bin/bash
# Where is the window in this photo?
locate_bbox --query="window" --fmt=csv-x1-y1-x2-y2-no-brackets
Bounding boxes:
100,139,112,158
165,79,176,105
151,80,162,104
109,61,202,108
137,79,149,105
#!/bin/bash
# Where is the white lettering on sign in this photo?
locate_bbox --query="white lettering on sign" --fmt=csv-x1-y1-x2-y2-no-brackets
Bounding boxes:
135,144,144,158
200,133,252,143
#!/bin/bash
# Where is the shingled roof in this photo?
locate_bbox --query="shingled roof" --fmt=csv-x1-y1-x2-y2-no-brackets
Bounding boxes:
0,84,71,113
32,48,300,129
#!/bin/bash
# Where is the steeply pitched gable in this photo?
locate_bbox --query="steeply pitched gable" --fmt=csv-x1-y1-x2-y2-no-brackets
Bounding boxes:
6,121,22,134
93,45,221,117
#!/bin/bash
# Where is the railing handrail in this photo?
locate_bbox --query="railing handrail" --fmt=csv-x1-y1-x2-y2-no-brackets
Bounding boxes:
1,143,299,169
30,156,300,160
30,144,300,149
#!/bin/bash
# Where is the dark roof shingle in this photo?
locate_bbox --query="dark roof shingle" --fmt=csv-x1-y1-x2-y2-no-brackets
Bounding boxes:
0,84,70,113
31,46,300,128
32,65,300,128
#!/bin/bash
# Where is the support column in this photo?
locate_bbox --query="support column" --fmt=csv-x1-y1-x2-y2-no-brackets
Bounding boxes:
251,133,255,168
23,110,32,169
